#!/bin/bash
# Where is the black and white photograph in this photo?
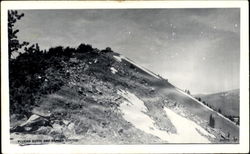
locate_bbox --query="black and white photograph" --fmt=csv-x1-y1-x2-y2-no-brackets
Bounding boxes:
1,1,249,153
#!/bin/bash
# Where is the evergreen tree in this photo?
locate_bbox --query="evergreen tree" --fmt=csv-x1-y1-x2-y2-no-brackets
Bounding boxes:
209,114,215,128
8,10,29,59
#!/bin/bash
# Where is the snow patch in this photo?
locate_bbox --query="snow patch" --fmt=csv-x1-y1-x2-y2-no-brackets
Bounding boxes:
113,55,123,62
113,55,160,79
117,89,213,143
123,57,160,79
110,67,118,74
164,107,215,142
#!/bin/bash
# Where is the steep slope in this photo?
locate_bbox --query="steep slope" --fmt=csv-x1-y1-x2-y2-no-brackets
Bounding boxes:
112,53,239,140
196,89,239,117
10,47,239,145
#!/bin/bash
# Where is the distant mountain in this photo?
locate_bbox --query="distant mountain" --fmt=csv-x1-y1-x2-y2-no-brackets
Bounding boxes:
9,44,239,145
196,89,239,117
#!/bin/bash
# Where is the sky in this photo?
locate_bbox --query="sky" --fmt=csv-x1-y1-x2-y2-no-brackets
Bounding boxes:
15,9,240,94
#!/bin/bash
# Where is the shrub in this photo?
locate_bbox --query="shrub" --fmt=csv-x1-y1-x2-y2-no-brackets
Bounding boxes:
129,64,136,69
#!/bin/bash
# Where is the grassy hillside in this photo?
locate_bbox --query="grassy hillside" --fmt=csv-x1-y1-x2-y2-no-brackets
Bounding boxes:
9,44,239,144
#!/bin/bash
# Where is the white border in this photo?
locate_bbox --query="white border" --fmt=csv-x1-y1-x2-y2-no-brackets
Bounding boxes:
1,1,249,153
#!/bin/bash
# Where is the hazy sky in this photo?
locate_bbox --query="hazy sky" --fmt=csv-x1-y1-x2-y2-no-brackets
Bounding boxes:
15,9,240,94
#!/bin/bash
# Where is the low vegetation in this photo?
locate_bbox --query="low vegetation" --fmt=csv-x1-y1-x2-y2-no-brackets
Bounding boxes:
8,10,239,144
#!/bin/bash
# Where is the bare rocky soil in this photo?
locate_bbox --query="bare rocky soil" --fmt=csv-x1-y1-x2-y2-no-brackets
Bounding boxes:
10,50,239,145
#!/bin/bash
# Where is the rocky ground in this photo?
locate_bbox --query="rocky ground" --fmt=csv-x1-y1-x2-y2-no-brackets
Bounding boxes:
10,51,239,145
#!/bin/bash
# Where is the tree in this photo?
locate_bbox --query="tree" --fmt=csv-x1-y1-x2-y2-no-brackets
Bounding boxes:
8,10,29,59
228,115,234,122
209,114,215,128
218,108,222,114
236,118,240,125
101,47,113,53
77,43,93,53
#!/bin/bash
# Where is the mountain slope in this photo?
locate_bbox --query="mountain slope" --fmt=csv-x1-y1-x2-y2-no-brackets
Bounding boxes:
196,89,239,117
10,46,239,144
